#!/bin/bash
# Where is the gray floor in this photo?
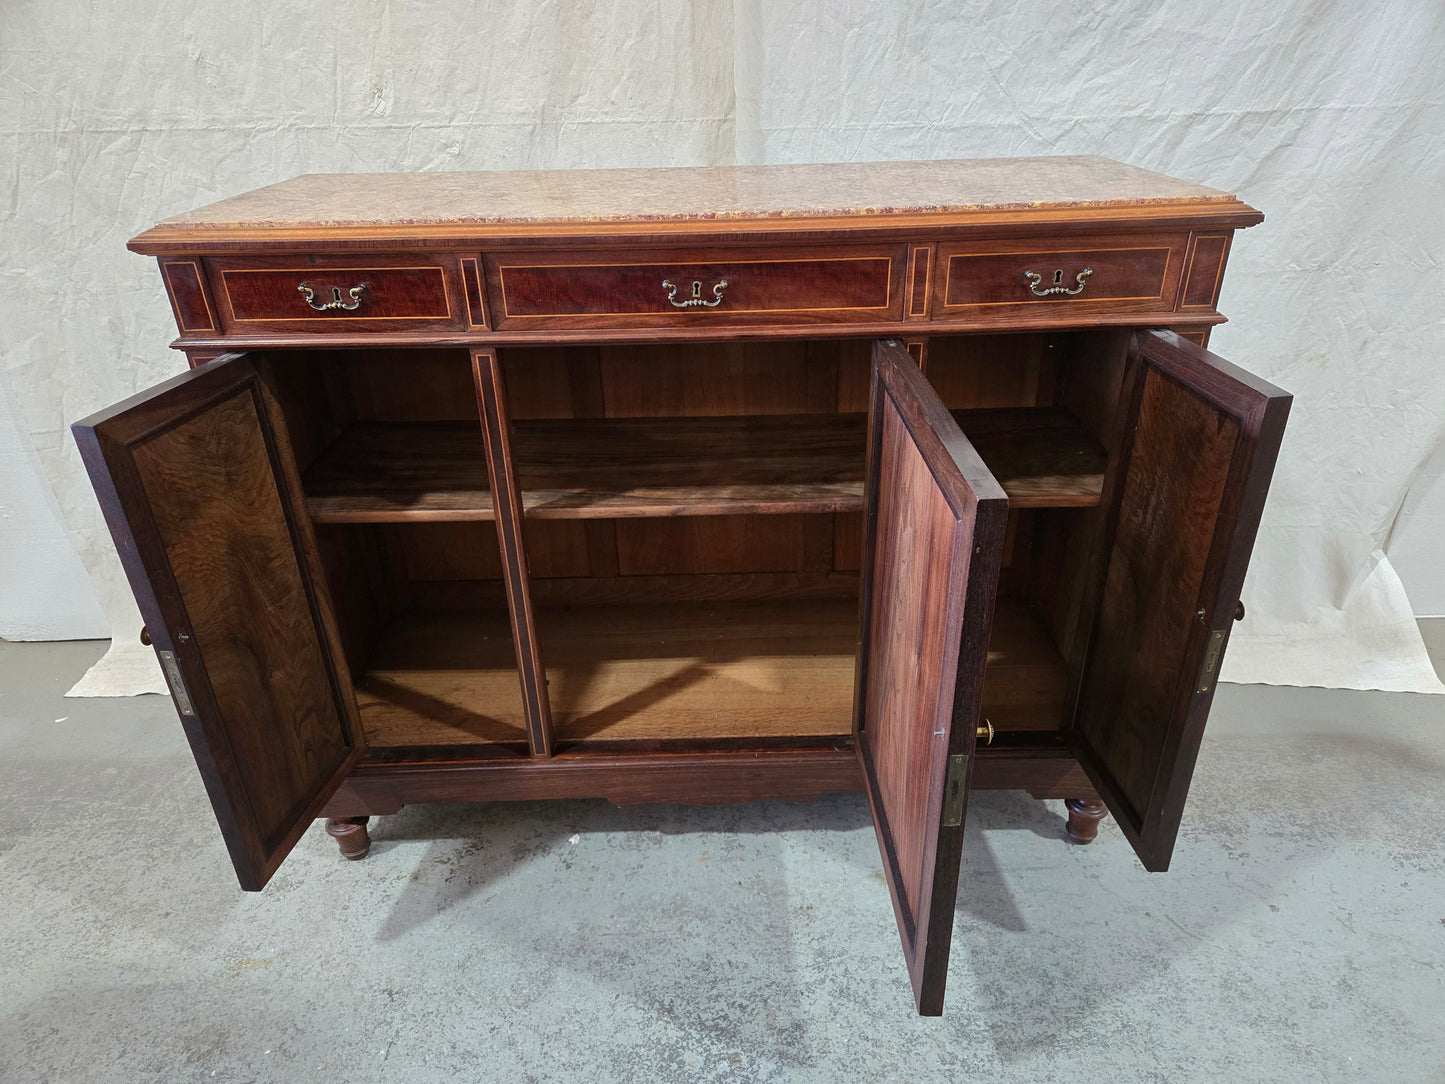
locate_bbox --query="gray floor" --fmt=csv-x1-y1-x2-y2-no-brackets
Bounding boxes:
2,641,1442,1083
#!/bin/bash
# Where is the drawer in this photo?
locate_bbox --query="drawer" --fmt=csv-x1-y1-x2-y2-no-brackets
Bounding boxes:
933,234,1188,322
207,255,471,333
486,246,906,329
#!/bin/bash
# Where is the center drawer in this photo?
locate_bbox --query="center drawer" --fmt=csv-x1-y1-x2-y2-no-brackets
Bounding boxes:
485,245,906,329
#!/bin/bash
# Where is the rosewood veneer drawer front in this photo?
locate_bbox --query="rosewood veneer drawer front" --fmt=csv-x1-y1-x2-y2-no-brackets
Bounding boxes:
208,255,467,333
486,246,905,329
934,234,1188,322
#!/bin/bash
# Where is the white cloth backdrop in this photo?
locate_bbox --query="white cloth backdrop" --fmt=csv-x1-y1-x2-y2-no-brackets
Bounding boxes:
1,0,1441,695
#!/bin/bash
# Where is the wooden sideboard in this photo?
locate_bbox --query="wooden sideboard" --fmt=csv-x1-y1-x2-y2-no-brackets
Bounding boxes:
74,157,1289,1015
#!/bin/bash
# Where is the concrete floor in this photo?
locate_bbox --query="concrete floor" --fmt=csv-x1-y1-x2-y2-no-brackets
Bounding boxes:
1,641,1442,1083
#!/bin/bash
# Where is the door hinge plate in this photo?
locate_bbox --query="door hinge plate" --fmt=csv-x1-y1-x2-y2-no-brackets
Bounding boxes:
1195,629,1227,695
942,753,969,827
158,649,196,716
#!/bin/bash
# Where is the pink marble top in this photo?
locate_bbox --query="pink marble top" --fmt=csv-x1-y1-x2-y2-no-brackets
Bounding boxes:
152,157,1238,230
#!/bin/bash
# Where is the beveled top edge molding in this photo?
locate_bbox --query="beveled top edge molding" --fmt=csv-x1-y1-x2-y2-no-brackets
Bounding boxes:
130,199,1264,256
130,157,1265,253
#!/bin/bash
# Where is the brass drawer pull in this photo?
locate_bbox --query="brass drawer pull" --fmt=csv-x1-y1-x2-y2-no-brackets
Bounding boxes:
976,719,994,745
298,281,367,311
1023,267,1093,297
662,278,728,309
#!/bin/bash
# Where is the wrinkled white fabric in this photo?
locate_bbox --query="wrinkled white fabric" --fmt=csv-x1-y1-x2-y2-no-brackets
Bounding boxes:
0,0,1439,694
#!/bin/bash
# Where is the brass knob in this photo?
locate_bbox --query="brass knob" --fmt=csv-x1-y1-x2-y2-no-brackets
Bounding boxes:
140,626,151,646
976,719,994,745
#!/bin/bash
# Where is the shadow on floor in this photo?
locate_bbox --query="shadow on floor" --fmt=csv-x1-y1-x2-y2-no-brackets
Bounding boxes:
361,788,1066,948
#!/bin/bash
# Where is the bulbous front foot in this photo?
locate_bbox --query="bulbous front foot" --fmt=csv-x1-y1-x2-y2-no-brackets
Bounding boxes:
325,816,372,860
1064,797,1108,844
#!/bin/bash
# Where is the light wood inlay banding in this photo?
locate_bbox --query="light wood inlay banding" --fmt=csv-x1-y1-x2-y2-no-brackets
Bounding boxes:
161,259,217,333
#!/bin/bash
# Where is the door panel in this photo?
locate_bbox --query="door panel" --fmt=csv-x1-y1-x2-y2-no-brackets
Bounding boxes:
73,354,364,890
856,339,1008,1015
1073,330,1290,871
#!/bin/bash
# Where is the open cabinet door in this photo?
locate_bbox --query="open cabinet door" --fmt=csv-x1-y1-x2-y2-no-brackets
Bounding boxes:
1073,330,1290,872
73,354,365,891
856,339,1009,1016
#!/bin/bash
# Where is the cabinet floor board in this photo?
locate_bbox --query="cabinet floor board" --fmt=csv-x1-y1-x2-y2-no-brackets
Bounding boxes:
354,596,1066,749
356,610,529,747
538,598,857,743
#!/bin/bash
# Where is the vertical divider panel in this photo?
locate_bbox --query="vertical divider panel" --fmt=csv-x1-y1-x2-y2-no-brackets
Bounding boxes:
473,347,554,756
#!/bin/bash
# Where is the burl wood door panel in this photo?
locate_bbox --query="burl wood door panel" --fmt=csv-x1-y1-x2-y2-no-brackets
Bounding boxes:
933,233,1188,324
72,354,365,890
207,254,466,334
1072,330,1289,872
485,245,906,330
856,339,1008,1016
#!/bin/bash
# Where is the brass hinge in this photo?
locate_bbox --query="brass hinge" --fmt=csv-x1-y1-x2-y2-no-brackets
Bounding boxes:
1195,629,1227,695
942,753,969,827
157,650,196,716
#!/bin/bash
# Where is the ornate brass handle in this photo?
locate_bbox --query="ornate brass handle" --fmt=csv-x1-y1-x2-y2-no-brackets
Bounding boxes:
662,278,728,309
298,282,367,311
1023,267,1093,297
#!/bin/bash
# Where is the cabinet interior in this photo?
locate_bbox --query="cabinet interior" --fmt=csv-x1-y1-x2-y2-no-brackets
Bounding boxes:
270,330,1133,759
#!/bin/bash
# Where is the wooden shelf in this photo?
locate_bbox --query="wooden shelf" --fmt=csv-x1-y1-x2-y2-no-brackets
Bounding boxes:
947,409,1108,509
305,422,494,523
354,596,1067,749
515,414,865,518
304,409,1106,524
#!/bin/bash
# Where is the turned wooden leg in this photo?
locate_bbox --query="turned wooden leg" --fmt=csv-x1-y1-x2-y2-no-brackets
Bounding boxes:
325,817,372,860
1064,798,1108,845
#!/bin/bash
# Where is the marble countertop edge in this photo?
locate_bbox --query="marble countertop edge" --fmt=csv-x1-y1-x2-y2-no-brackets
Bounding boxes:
143,158,1247,232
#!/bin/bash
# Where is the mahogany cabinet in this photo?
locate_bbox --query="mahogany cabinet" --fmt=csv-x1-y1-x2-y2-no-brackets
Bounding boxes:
74,158,1289,1015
